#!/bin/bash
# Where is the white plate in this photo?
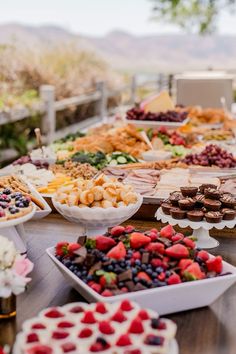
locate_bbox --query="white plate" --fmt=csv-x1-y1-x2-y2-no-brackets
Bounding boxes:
125,117,189,129
47,247,236,316
0,205,36,229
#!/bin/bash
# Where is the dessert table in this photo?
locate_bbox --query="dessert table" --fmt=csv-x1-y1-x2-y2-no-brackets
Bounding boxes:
1,214,236,354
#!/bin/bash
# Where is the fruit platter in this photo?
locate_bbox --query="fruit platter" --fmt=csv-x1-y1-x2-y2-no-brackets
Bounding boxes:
14,301,178,354
47,223,236,315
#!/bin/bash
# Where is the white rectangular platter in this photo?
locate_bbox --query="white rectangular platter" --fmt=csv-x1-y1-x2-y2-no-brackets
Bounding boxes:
47,247,236,316
124,118,189,129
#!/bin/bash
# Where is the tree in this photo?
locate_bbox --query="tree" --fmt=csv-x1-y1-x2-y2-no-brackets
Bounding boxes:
150,0,236,34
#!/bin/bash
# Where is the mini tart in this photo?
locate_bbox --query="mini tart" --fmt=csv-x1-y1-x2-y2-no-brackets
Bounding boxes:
193,194,205,207
169,192,182,206
220,195,236,209
178,198,195,210
161,202,172,215
199,184,217,194
170,207,186,219
187,210,204,222
222,208,236,220
180,187,198,197
203,199,221,211
205,211,222,223
204,188,221,200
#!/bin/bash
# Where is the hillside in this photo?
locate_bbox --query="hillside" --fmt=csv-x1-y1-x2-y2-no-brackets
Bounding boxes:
0,23,236,72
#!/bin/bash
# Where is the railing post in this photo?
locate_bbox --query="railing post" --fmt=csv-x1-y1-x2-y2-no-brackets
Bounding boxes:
96,81,107,122
131,75,137,105
158,73,164,92
40,85,56,144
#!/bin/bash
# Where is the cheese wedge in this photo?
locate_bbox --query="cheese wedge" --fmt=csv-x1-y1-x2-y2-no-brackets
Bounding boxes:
140,91,175,113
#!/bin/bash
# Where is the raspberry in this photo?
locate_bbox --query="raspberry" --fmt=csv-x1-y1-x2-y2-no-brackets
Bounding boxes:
120,300,133,312
52,331,69,340
69,305,84,313
111,310,127,323
27,333,39,343
81,311,96,324
128,317,144,334
138,309,149,320
57,321,74,328
116,334,132,347
78,328,93,338
31,323,46,330
99,321,115,335
44,309,64,318
61,343,77,353
167,273,181,285
95,302,107,314
110,225,125,236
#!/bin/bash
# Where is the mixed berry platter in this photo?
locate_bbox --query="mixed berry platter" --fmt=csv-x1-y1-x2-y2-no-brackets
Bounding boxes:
47,224,236,315
14,301,178,354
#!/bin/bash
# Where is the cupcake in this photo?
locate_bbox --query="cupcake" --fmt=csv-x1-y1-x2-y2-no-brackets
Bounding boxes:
222,208,236,220
178,198,195,210
187,210,204,222
199,184,217,194
204,188,221,200
170,207,186,219
203,199,221,211
205,211,222,223
161,202,172,215
180,187,198,197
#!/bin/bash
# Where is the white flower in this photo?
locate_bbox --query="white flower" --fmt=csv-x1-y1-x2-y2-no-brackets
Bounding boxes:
0,235,17,270
0,269,29,298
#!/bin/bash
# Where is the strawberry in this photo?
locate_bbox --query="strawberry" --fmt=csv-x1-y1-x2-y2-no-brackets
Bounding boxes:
183,262,205,280
145,242,165,254
147,231,158,241
158,272,166,281
206,256,223,274
128,317,144,334
57,321,74,328
125,225,135,233
107,241,126,260
137,272,151,282
101,289,113,297
78,328,93,338
111,310,127,322
99,321,115,335
197,250,209,261
67,243,81,255
52,331,69,340
90,343,103,352
151,258,162,268
56,242,69,256
179,259,193,271
160,225,175,239
183,237,195,249
61,343,77,353
96,236,116,251
167,273,182,285
138,309,149,320
96,271,117,288
172,233,184,242
27,333,39,343
132,251,141,260
95,302,107,314
90,283,102,293
121,287,128,293
120,300,133,311
110,225,125,236
150,228,158,234
116,334,132,347
130,232,151,249
166,244,189,258
81,311,97,324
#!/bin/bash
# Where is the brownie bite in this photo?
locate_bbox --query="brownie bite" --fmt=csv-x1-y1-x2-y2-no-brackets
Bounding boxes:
169,192,183,206
222,208,236,220
199,184,217,194
170,207,186,219
205,211,222,223
193,194,205,207
180,187,198,197
187,210,204,222
203,199,221,211
204,188,221,200
220,195,236,209
178,198,195,210
161,202,173,215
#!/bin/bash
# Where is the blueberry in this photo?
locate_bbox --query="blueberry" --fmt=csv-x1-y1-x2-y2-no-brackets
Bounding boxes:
152,272,158,278
141,264,147,270
128,250,133,255
87,274,93,281
134,277,139,283
0,202,8,209
82,270,87,276
156,267,164,274
147,264,152,269
135,260,141,266
3,188,11,195
146,268,153,276
118,282,124,288
132,268,138,275
107,265,113,271
120,262,125,268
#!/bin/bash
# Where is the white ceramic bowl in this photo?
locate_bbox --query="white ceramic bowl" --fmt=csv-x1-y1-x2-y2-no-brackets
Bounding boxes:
52,194,143,236
47,246,236,316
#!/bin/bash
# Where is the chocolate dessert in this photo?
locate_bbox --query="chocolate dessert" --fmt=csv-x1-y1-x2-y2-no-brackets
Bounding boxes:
178,198,195,210
204,188,221,200
222,208,236,220
187,210,204,222
180,187,198,197
199,184,217,194
205,211,222,223
170,207,186,219
203,199,221,211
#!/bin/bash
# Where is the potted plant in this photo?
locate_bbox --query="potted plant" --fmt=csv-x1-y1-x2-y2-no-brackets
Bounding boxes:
0,235,33,319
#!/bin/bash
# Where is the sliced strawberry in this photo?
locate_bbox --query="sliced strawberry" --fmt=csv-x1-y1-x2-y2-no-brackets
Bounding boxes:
27,333,39,343
166,244,189,258
167,273,182,285
145,242,165,254
95,235,116,251
78,328,93,338
160,225,175,239
67,243,81,256
198,250,210,262
172,233,184,242
107,241,126,260
137,272,151,282
111,310,127,322
183,262,205,280
90,283,102,293
179,259,193,271
183,237,195,249
61,343,77,353
130,232,151,249
116,334,132,347
99,321,115,335
206,256,223,274
101,289,113,297
110,225,125,236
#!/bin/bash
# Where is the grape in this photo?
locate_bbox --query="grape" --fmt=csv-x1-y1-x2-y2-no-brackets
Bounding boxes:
126,108,188,123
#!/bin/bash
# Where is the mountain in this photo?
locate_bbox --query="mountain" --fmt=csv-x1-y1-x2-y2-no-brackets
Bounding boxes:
0,23,236,72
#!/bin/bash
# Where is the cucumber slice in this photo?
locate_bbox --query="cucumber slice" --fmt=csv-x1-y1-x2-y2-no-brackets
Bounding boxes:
109,159,118,166
129,156,136,162
117,156,127,164
106,155,112,162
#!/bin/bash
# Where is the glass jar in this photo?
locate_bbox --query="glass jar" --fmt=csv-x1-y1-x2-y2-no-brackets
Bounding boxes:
0,295,16,319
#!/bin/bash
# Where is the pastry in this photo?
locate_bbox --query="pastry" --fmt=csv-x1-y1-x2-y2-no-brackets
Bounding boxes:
193,194,205,207
80,191,95,205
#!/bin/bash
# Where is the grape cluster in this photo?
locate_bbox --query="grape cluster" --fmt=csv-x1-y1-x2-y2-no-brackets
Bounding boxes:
126,108,188,122
13,155,49,169
183,144,236,168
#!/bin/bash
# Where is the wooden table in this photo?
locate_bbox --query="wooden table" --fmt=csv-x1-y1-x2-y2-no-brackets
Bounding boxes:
1,214,236,354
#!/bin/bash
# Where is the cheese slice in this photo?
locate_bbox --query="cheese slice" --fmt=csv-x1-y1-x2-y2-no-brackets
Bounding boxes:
140,91,175,113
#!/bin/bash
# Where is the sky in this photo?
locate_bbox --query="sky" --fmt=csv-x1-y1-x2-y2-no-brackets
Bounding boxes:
1,0,236,36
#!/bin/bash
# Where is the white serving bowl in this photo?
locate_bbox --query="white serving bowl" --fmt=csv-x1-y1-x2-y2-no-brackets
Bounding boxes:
47,247,236,316
52,194,143,236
